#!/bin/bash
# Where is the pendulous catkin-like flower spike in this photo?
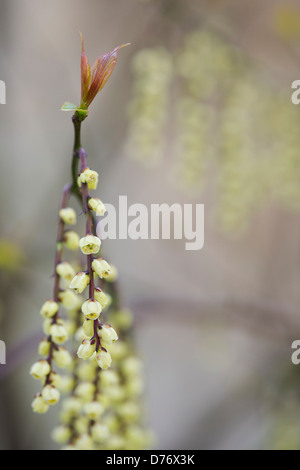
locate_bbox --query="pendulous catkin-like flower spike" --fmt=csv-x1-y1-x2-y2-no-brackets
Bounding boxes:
33,35,151,451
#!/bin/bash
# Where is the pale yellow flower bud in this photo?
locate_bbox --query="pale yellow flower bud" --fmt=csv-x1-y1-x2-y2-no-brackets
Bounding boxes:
94,288,111,309
38,338,51,357
62,397,82,416
77,361,97,381
105,264,118,282
103,415,120,434
64,231,80,251
59,289,79,310
100,370,119,388
96,394,111,410
64,319,76,337
77,339,96,360
126,377,144,397
109,340,129,360
59,207,77,225
98,324,118,345
117,401,140,423
81,299,102,320
47,371,61,389
53,347,72,368
58,375,75,394
74,382,95,402
30,360,51,380
74,417,89,435
56,262,76,282
51,425,72,444
74,433,93,450
42,384,60,405
69,272,90,293
43,318,52,335
83,401,105,420
40,300,59,319
74,326,86,342
79,235,101,255
88,198,106,216
106,384,125,403
82,319,94,338
31,394,49,414
112,308,133,330
96,348,112,369
91,423,110,443
92,258,111,279
78,168,99,190
50,323,68,344
122,356,143,376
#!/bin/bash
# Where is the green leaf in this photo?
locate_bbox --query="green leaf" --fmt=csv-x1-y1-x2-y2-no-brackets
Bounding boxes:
61,102,78,111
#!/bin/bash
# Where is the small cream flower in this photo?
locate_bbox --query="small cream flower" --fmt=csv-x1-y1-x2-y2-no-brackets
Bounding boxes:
94,288,110,309
56,262,76,282
69,272,90,293
82,319,94,338
58,376,76,394
83,401,105,420
74,433,93,450
42,384,60,405
78,168,99,190
61,397,82,416
59,289,79,310
31,394,49,414
59,207,77,225
92,258,111,279
96,348,112,369
91,423,110,443
64,231,80,251
88,198,106,216
40,300,59,319
77,361,97,381
75,382,95,401
50,323,68,344
38,338,51,357
43,318,52,335
73,417,89,435
81,299,102,320
30,360,51,380
47,371,61,389
79,235,101,255
122,356,143,376
51,425,72,444
105,264,118,282
77,339,96,360
117,401,140,422
98,324,118,345
53,347,72,368
100,370,119,387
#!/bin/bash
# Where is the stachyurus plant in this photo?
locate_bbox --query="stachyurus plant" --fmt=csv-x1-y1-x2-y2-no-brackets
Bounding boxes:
29,34,151,450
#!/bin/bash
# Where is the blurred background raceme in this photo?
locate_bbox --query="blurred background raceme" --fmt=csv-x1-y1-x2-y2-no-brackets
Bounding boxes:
1,0,300,450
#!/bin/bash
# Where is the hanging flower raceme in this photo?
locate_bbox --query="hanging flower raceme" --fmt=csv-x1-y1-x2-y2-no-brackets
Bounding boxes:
30,33,151,451
30,189,77,414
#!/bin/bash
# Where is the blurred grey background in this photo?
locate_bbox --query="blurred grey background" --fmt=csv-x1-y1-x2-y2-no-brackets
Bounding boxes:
1,0,300,450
